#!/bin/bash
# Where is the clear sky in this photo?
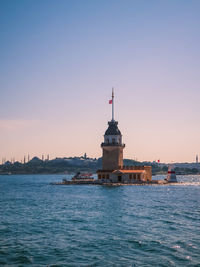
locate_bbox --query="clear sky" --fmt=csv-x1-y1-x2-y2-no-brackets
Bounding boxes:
0,0,200,163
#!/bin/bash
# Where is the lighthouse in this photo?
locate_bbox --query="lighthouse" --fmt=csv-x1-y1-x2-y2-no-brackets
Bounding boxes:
166,165,177,183
97,90,152,183
101,89,125,170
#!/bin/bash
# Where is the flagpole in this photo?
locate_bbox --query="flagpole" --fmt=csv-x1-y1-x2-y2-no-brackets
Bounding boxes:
112,88,114,121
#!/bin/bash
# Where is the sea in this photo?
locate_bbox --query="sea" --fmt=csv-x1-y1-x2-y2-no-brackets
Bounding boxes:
0,174,200,267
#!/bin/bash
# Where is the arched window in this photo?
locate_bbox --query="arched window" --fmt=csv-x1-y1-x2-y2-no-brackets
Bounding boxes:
112,138,115,144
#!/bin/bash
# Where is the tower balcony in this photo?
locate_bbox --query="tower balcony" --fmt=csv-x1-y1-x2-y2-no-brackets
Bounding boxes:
101,142,125,148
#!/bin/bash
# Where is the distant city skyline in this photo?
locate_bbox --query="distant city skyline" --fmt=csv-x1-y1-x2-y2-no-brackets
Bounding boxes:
1,0,200,163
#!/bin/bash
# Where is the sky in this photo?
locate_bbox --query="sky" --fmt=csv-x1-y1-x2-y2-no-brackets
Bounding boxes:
0,0,200,163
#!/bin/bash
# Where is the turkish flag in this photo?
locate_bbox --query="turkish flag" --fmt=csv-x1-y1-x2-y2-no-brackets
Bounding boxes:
109,100,112,104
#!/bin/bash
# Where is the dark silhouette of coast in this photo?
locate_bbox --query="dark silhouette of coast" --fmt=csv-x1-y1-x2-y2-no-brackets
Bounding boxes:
0,156,199,175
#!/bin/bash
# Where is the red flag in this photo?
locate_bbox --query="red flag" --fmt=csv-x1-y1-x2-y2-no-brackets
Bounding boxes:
109,100,112,104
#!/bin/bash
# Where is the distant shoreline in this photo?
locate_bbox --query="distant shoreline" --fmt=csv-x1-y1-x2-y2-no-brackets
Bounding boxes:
0,156,199,176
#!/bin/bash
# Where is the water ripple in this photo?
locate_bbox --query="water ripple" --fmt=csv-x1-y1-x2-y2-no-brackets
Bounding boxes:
0,174,200,266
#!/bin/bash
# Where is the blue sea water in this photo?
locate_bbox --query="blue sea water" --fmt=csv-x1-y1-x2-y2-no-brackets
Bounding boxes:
0,174,200,267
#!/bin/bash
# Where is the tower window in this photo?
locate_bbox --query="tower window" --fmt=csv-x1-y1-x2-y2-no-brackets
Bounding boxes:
112,138,115,144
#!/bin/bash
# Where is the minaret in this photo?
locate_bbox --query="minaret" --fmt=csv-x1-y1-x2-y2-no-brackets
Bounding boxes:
101,89,125,170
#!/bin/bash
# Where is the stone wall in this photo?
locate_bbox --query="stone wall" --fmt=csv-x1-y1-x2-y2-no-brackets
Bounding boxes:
144,166,152,181
102,146,123,170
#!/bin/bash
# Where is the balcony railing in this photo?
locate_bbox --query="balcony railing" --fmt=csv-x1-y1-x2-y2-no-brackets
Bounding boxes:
101,142,125,147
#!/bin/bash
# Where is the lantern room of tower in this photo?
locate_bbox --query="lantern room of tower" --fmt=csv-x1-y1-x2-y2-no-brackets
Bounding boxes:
101,120,124,146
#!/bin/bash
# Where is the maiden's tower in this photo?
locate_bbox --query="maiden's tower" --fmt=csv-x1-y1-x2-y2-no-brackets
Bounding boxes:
97,90,152,183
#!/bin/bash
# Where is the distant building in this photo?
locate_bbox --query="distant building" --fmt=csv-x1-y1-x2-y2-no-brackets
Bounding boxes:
97,91,152,183
196,155,198,164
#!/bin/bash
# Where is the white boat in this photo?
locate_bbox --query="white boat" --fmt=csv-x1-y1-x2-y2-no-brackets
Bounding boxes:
72,172,94,181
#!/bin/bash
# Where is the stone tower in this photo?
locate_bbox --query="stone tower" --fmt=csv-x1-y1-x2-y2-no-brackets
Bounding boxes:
101,90,125,170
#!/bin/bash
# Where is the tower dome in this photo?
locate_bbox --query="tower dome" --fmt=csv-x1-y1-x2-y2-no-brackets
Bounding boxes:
105,121,121,135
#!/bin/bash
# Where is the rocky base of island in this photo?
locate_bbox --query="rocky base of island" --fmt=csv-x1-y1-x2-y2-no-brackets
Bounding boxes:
50,179,178,186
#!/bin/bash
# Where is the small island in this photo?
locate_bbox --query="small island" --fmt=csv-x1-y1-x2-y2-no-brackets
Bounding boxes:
50,92,199,186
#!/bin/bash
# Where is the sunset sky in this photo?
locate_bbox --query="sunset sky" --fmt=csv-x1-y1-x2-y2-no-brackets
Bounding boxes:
1,0,200,163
